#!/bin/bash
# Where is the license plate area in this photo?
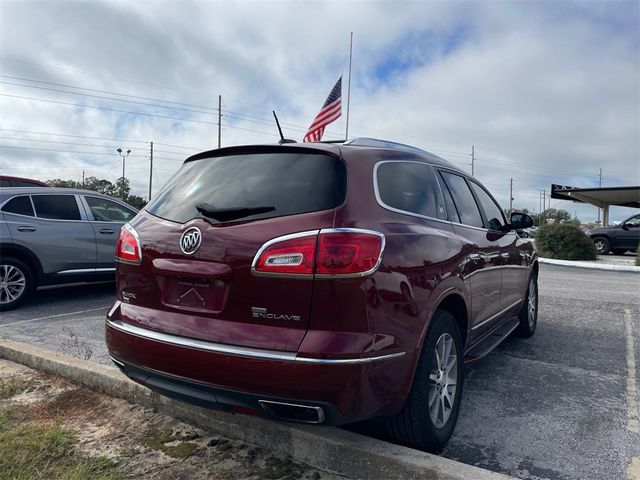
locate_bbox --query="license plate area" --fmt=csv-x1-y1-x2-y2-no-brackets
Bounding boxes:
161,277,228,313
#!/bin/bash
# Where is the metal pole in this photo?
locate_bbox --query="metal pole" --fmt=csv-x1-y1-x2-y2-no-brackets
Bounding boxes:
471,145,475,176
122,156,125,201
218,95,222,149
345,32,353,140
82,170,85,189
148,141,153,201
510,178,513,212
597,168,602,225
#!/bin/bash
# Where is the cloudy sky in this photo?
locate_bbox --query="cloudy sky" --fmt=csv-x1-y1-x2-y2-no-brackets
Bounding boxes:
0,0,638,222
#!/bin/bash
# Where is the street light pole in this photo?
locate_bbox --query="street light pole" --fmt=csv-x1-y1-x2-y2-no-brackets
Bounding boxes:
116,148,131,202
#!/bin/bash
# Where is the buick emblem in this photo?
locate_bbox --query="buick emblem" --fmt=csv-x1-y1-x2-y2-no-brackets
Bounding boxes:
180,227,202,255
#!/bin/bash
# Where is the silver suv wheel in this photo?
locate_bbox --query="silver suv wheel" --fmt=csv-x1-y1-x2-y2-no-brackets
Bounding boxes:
428,333,458,428
0,264,27,305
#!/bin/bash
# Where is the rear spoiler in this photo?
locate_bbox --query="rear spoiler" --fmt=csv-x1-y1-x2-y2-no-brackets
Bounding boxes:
185,144,342,163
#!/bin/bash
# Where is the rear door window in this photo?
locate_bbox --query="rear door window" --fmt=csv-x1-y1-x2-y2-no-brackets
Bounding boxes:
1,196,35,217
85,196,136,222
376,162,441,219
146,152,346,224
439,172,484,228
32,195,81,220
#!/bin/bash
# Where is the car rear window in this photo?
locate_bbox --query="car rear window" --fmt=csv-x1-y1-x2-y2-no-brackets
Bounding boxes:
146,152,346,224
376,162,441,219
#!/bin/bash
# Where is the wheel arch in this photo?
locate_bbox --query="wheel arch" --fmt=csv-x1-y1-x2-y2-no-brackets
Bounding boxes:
0,243,43,284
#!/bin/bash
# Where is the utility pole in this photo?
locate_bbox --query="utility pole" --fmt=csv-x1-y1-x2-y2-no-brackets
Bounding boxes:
471,145,475,176
345,32,353,140
218,95,222,149
542,189,546,225
82,170,85,189
509,178,513,213
148,141,154,201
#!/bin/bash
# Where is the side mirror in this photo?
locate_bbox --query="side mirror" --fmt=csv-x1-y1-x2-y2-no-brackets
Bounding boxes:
621,223,629,230
510,212,534,230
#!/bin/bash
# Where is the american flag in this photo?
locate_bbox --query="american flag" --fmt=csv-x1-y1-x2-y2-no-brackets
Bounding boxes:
303,77,342,142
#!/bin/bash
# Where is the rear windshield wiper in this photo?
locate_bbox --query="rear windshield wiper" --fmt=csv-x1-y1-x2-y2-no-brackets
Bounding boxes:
195,203,276,222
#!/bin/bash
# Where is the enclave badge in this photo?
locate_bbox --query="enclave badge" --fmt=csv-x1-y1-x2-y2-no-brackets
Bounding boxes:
180,227,202,255
252,307,301,322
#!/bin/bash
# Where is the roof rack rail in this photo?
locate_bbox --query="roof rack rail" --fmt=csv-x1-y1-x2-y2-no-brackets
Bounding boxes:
344,137,426,154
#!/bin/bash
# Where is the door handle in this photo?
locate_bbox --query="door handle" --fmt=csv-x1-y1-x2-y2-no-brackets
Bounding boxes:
500,252,510,260
469,253,482,262
17,226,36,232
99,229,115,235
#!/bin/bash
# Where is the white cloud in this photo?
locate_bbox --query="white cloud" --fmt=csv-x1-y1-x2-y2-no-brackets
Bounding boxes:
0,0,637,222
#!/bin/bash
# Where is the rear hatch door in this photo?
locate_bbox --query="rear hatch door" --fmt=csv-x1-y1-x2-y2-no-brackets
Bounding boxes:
118,146,345,352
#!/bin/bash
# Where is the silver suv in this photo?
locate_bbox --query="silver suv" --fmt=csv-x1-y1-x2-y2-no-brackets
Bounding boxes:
0,188,137,310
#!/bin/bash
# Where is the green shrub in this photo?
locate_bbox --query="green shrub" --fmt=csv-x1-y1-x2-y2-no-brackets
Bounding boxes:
535,223,597,261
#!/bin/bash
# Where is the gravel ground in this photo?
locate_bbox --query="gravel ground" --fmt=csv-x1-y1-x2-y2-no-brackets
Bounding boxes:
0,359,344,480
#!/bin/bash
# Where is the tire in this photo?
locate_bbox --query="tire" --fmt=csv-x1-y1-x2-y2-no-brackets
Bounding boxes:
592,237,610,255
385,310,463,452
515,274,538,338
0,257,33,311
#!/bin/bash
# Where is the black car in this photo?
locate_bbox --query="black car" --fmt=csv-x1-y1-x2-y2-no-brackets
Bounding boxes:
587,213,640,254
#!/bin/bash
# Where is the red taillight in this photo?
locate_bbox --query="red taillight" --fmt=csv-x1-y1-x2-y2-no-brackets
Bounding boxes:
115,224,142,264
254,234,317,275
252,229,384,277
316,232,383,276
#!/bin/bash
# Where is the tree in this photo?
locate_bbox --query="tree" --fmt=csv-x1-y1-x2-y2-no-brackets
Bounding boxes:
46,176,144,209
533,208,579,226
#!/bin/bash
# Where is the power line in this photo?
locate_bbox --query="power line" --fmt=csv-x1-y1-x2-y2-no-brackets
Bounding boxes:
0,144,144,156
0,127,149,143
0,93,220,125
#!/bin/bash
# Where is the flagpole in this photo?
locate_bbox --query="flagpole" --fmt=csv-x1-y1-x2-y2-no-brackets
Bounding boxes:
345,32,353,140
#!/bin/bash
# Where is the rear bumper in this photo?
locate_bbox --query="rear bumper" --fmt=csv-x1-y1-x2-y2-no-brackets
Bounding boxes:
105,310,409,424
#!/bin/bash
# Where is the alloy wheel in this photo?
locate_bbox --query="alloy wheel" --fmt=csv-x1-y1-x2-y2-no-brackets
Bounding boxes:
0,264,26,305
428,333,458,428
528,279,537,328
594,240,607,254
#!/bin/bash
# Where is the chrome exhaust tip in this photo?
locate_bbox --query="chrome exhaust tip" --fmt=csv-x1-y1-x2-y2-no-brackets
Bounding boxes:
258,400,325,424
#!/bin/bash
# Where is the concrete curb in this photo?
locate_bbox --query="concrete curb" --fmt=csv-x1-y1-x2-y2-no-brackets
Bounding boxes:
0,338,514,480
539,257,640,272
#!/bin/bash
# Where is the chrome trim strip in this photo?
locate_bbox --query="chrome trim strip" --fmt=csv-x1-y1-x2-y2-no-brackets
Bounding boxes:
258,400,325,424
109,355,125,369
471,299,522,331
106,319,405,364
58,267,116,275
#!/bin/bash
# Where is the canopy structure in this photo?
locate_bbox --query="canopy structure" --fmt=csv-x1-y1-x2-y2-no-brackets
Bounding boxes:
551,185,640,225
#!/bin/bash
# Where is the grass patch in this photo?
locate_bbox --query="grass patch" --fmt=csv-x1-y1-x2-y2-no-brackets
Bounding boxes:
0,376,32,399
139,429,199,459
0,410,122,480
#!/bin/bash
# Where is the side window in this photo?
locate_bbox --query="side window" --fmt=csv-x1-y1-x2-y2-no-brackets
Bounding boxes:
439,172,484,228
85,196,136,222
437,173,460,223
1,196,34,217
626,215,640,227
32,195,81,220
0,179,11,187
376,162,440,218
469,182,506,231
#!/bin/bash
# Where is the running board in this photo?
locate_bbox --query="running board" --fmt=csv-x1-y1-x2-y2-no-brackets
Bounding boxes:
464,317,520,363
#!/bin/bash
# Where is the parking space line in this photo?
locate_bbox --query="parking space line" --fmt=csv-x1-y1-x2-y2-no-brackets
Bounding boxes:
628,457,640,480
625,309,639,434
0,306,110,328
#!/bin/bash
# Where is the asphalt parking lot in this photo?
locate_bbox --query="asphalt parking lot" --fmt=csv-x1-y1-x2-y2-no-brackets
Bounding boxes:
0,264,638,480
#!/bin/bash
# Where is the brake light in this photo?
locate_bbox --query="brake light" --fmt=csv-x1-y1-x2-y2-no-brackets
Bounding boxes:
253,234,317,275
252,229,384,277
115,224,142,264
316,232,383,276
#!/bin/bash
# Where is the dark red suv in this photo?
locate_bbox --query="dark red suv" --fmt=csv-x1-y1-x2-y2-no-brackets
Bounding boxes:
106,138,537,451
